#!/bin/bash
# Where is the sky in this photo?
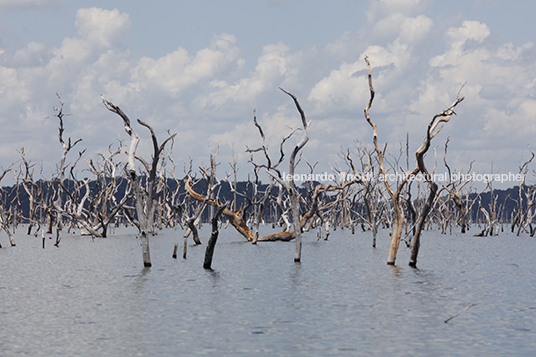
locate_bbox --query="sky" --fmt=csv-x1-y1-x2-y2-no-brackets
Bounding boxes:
1,0,536,189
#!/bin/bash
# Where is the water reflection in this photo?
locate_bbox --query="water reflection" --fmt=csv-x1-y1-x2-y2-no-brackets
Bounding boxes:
388,264,403,278
132,267,151,291
206,268,221,288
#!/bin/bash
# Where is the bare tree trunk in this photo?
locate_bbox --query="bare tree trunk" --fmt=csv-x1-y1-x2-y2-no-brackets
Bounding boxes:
132,165,151,266
0,164,15,245
103,99,151,267
409,182,437,268
387,202,404,265
279,88,310,263
363,56,463,265
186,218,202,245
103,98,176,266
252,177,275,244
1,224,16,246
203,205,227,270
172,243,178,259
185,176,255,241
372,221,378,248
325,220,331,240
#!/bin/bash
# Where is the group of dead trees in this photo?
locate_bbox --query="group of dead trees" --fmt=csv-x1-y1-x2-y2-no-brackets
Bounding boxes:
2,57,535,268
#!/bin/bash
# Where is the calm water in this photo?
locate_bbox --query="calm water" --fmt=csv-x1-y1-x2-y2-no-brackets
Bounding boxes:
1,225,535,356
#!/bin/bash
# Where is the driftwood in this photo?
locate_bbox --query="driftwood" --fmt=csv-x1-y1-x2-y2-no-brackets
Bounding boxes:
186,175,359,243
445,303,477,323
185,176,255,240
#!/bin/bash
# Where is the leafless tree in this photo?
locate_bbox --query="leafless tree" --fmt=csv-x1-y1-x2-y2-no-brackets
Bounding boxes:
407,98,464,267
203,203,227,269
18,148,40,235
186,90,360,255
345,144,385,246
48,94,89,244
512,150,535,235
363,56,463,266
0,165,15,247
84,145,132,237
103,98,176,267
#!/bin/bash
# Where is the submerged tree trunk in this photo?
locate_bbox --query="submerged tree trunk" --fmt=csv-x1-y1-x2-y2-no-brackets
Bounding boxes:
387,202,404,265
132,171,151,267
185,176,255,241
363,56,463,265
372,221,379,248
103,99,151,267
409,182,438,268
203,205,226,270
186,218,202,245
279,88,310,263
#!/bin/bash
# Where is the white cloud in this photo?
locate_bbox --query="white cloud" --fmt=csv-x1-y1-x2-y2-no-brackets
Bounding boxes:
0,2,536,187
373,12,432,44
399,14,433,44
190,41,305,112
308,13,432,113
131,33,240,98
366,0,430,22
497,42,534,61
445,20,490,47
0,41,48,67
75,7,131,49
308,61,367,112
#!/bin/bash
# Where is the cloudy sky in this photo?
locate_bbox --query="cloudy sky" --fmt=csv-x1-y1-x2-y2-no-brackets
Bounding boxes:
1,0,535,188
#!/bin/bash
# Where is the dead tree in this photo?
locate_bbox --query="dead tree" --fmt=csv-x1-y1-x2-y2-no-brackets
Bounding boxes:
36,172,55,235
512,150,535,235
516,185,536,236
408,97,464,267
185,175,255,240
229,154,239,212
47,98,104,238
440,138,475,233
161,155,185,229
244,108,277,243
183,156,222,246
203,204,227,269
103,98,176,267
363,56,464,266
10,170,23,232
84,146,132,237
186,90,361,254
18,149,40,235
477,178,500,236
49,94,85,244
275,88,310,262
345,145,384,246
363,57,405,265
0,165,15,247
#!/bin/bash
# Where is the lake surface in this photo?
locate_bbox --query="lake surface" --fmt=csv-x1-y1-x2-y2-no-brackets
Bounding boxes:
1,225,535,356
